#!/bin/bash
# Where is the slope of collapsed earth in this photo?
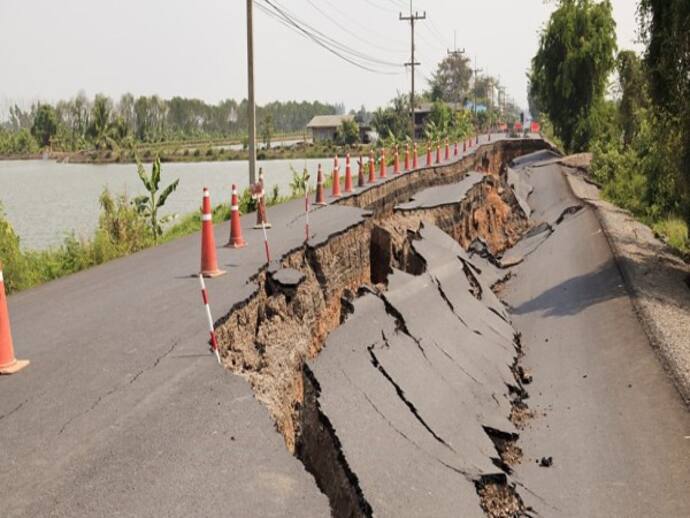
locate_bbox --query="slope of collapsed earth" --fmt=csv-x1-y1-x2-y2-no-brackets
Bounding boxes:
214,140,549,517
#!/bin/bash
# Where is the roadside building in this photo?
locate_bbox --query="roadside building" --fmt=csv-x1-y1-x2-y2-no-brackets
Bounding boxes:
413,102,464,139
306,115,354,143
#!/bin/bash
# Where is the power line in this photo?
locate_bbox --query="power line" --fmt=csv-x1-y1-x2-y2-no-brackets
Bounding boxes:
262,0,401,67
257,0,403,74
306,0,406,54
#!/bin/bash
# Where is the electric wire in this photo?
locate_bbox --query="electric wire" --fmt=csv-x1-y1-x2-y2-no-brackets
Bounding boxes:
257,0,403,74
307,0,403,54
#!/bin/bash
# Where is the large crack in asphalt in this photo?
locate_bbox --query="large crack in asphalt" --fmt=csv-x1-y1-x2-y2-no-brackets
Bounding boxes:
213,145,547,517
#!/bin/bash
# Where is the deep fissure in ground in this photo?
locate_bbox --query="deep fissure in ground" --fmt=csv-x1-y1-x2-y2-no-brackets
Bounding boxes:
214,140,549,517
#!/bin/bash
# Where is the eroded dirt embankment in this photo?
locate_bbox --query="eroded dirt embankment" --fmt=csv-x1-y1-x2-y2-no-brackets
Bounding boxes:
214,139,548,517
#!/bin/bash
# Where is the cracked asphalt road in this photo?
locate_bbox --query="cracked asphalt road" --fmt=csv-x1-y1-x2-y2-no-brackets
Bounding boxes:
504,155,690,517
5,136,683,518
0,133,509,517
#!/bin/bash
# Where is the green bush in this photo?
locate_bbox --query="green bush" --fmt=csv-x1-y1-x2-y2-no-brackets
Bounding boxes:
591,141,648,216
0,204,36,292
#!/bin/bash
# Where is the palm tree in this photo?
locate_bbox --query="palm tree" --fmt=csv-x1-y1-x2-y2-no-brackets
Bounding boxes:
88,95,118,150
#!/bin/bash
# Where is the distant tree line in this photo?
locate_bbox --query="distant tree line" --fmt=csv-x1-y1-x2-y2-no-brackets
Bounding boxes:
0,93,344,154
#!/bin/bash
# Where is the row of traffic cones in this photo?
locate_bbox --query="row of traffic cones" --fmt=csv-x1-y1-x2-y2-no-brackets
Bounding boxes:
200,168,272,277
202,133,489,276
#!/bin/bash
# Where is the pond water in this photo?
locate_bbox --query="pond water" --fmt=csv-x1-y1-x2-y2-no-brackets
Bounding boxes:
0,157,327,250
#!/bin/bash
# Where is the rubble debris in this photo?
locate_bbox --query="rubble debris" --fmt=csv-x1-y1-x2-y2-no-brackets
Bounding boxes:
517,366,533,385
539,456,553,468
509,401,535,431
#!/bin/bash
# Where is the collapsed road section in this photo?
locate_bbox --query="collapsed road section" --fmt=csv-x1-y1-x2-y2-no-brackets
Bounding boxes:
0,136,554,518
213,139,553,517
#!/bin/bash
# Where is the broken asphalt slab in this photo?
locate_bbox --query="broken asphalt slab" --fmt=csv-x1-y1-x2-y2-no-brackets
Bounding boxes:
308,221,526,517
395,172,485,211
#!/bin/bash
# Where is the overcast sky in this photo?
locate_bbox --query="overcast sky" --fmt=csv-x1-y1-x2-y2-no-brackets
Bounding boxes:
0,0,642,116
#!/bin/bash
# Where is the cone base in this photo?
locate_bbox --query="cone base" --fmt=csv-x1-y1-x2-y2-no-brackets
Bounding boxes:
200,269,226,278
0,359,30,375
225,240,247,249
314,202,327,206
253,223,272,229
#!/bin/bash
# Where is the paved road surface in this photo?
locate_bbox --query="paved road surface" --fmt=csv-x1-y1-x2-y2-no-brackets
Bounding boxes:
504,154,690,517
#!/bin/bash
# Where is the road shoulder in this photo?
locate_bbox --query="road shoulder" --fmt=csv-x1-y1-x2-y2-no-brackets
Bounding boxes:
565,168,690,404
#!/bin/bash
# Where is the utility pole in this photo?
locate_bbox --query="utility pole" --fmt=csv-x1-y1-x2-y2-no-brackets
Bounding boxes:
447,31,465,107
488,77,494,130
447,30,465,58
500,89,504,119
246,0,257,185
400,1,425,142
472,57,483,120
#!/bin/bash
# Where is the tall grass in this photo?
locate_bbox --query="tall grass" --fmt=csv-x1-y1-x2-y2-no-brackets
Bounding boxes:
652,217,689,253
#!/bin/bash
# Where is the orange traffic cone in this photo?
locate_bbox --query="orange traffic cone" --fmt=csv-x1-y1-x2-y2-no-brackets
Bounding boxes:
315,164,327,206
436,142,441,164
0,262,29,375
404,143,410,171
332,164,341,197
357,156,365,187
254,170,272,229
368,150,376,183
344,153,353,193
444,139,450,161
463,139,467,152
226,184,246,248
393,147,400,174
425,143,432,166
413,143,419,169
379,148,387,179
200,188,226,278
454,141,459,156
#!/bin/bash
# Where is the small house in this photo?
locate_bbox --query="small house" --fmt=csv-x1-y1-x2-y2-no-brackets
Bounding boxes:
306,115,353,143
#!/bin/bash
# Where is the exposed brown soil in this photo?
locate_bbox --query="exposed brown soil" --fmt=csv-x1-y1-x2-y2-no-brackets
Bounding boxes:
477,481,530,518
215,223,371,452
379,175,529,258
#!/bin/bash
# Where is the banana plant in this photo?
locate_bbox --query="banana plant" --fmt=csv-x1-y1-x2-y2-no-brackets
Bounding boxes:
133,156,179,242
424,120,443,143
289,164,310,197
